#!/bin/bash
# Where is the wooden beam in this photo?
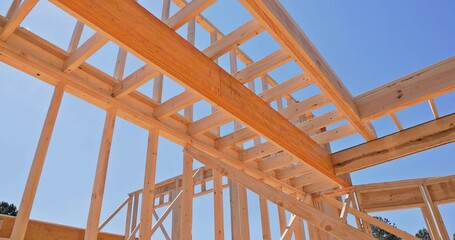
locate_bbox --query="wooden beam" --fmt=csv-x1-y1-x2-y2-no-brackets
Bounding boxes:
184,146,373,240
240,0,376,140
334,113,455,175
51,0,344,185
112,7,261,99
139,129,159,239
355,56,455,121
9,83,65,240
0,0,38,41
84,108,117,240
67,21,84,53
280,215,298,240
153,49,290,119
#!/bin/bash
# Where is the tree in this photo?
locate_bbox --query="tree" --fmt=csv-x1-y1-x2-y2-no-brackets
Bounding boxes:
415,228,431,240
371,216,401,240
0,201,18,216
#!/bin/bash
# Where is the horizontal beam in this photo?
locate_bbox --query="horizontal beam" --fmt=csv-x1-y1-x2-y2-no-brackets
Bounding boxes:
355,56,455,121
51,0,347,184
334,113,455,175
240,0,376,140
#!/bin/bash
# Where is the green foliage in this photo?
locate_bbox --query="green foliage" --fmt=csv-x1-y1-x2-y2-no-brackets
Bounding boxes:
371,216,401,240
415,228,431,240
0,201,18,216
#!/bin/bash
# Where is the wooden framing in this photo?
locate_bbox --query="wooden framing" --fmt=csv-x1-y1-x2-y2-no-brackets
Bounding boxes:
1,0,455,239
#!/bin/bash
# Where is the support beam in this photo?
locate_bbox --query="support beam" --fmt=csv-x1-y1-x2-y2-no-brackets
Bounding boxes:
184,146,373,240
139,129,159,239
181,154,194,240
280,215,298,240
419,184,450,240
240,0,376,140
10,83,65,240
334,113,455,175
213,171,224,240
259,198,271,240
356,56,455,121
85,108,117,240
51,0,345,185
153,49,290,119
0,0,39,41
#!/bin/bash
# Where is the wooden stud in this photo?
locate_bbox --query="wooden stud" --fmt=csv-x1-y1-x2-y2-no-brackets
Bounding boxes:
9,83,65,240
419,184,450,240
428,99,439,119
390,113,403,131
139,129,160,240
259,197,271,240
420,206,439,240
213,171,224,240
84,107,117,240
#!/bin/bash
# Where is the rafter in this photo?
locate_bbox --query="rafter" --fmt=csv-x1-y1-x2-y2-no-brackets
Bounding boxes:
334,113,455,175
240,0,377,140
355,56,455,121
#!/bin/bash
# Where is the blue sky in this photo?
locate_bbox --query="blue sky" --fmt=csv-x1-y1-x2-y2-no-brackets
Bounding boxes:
0,0,454,239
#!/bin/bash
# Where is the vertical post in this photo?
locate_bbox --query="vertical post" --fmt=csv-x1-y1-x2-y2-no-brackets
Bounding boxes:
213,171,224,240
420,184,450,240
420,206,438,240
181,154,194,240
294,219,306,240
277,207,287,235
131,194,139,232
259,197,271,240
209,31,220,136
171,189,182,239
124,196,133,240
10,83,65,240
84,107,117,240
152,0,171,102
139,129,159,240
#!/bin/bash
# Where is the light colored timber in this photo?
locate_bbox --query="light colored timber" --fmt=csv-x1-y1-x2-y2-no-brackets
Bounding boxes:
0,20,312,210
9,83,65,240
334,113,455,175
62,33,109,73
280,215,298,240
139,129,159,240
191,74,314,137
213,171,224,240
0,0,39,41
184,146,374,240
240,0,376,140
153,49,290,119
320,197,418,240
259,197,271,240
67,21,84,53
50,0,345,184
181,154,194,240
5,0,21,19
84,108,117,240
356,56,455,121
112,13,261,98
419,184,450,240
0,215,124,240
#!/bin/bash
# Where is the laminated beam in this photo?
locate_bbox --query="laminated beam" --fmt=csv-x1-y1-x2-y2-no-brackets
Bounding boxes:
240,0,376,140
334,113,455,175
50,0,346,185
356,56,455,121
